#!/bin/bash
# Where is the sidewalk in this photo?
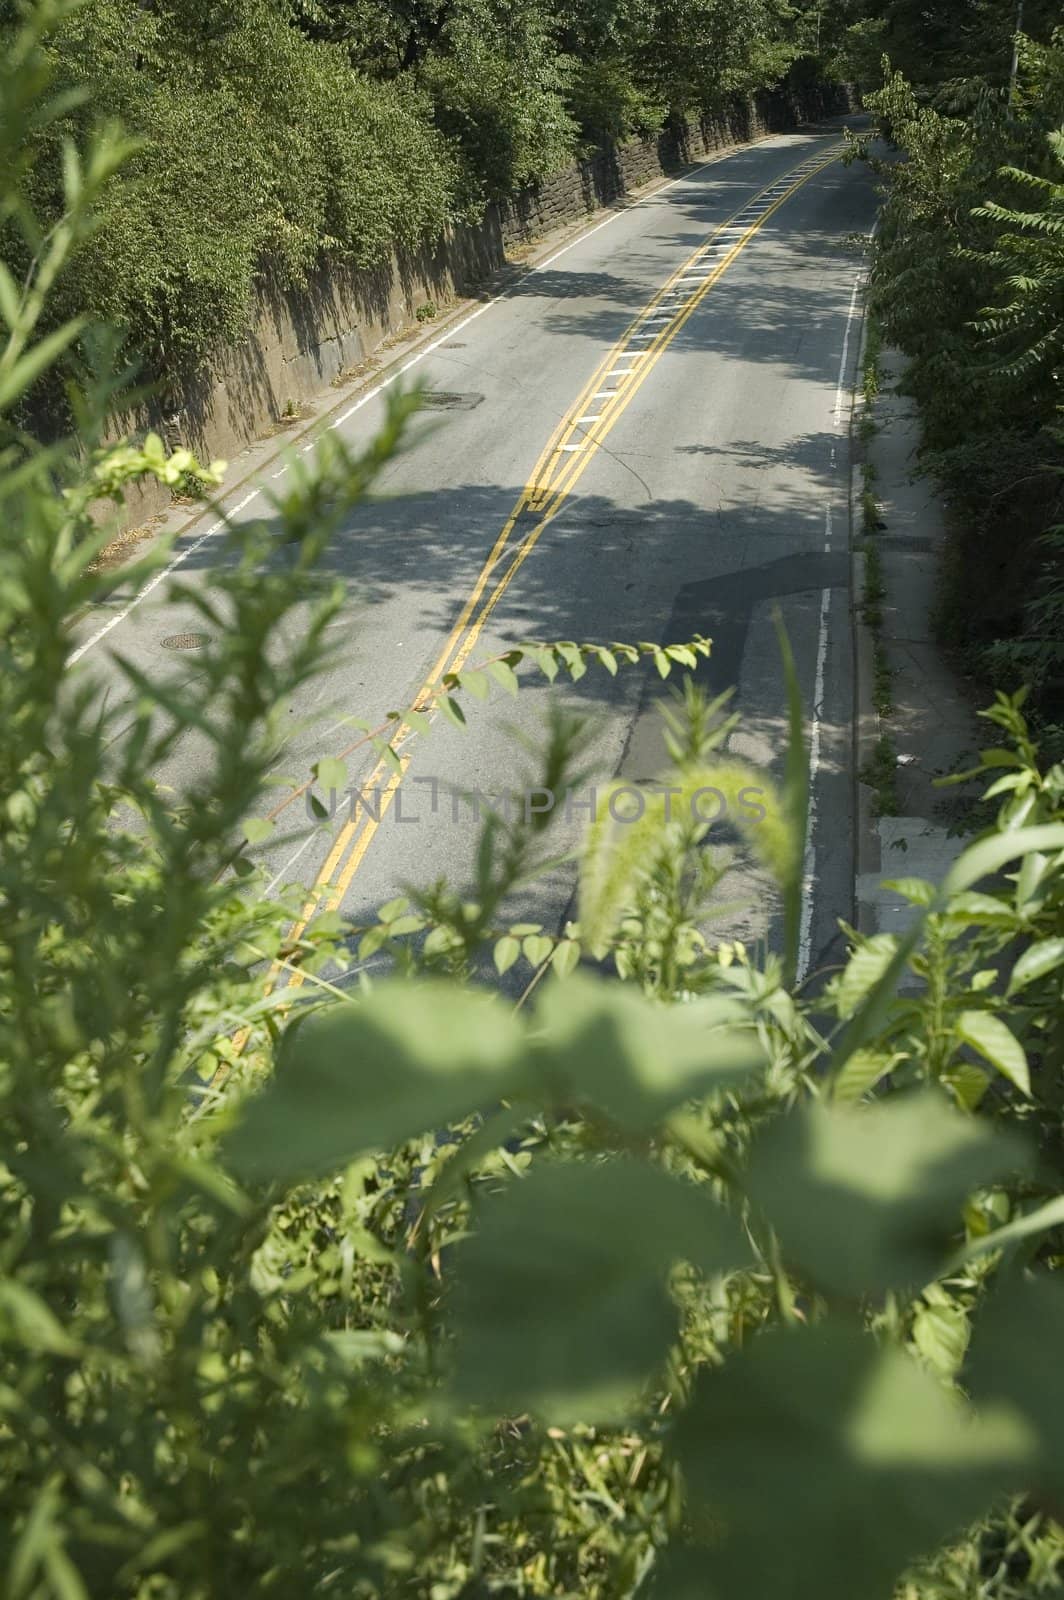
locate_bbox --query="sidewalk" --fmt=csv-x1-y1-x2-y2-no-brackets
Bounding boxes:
854,346,983,939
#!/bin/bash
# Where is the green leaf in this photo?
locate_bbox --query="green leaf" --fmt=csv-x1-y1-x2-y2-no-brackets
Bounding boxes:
550,940,581,978
967,1275,1064,1494
882,877,935,906
672,1324,1033,1600
458,669,490,701
833,935,899,1021
323,1329,406,1365
941,1063,990,1112
532,972,763,1130
358,925,388,960
830,1048,901,1105
522,934,553,968
652,647,671,679
0,1283,80,1356
486,659,520,696
451,1159,748,1420
44,1542,93,1600
983,772,1030,799
224,984,527,1182
241,817,275,845
834,825,1064,1075
0,317,85,413
955,1011,1030,1096
493,936,520,975
315,756,347,792
746,1091,1030,1297
532,647,559,682
556,642,587,681
0,261,20,331
942,891,1017,926
594,646,618,675
955,1194,1064,1268
436,694,467,729
371,739,403,773
977,748,1026,769
912,1298,969,1380
1007,937,1064,995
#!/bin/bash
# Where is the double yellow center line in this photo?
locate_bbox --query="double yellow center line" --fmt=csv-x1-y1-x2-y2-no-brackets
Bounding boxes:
269,139,845,986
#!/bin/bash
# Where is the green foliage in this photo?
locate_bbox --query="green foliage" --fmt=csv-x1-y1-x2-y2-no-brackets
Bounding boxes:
970,127,1064,398
7,8,1064,1599
418,0,577,206
10,0,458,371
450,1158,748,1421
2,0,857,381
856,27,1064,732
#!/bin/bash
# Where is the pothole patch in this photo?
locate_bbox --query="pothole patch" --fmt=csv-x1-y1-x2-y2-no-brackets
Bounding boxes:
421,391,483,410
161,632,211,650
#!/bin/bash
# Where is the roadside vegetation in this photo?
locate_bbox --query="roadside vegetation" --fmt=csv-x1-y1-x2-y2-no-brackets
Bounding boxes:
4,4,1064,1600
0,0,855,380
851,3,1064,751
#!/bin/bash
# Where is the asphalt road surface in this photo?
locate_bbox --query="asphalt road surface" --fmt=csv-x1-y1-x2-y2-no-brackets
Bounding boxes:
75,117,878,988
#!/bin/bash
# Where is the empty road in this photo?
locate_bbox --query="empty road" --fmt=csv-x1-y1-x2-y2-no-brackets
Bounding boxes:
75,118,878,985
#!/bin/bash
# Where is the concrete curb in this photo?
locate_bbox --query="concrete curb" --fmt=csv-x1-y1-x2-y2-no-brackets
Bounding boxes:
849,301,883,939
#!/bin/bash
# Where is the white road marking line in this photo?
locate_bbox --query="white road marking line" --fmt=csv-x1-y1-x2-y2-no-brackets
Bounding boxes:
264,830,320,897
576,415,604,424
797,577,832,984
834,277,865,426
607,367,638,378
798,213,877,980
559,442,585,452
593,390,620,400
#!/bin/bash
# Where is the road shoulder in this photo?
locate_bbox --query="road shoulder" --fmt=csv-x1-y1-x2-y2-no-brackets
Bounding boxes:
853,341,983,941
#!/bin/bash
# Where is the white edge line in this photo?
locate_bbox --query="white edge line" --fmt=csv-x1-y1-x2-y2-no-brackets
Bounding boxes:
833,277,864,426
797,581,831,983
263,828,320,897
798,216,879,980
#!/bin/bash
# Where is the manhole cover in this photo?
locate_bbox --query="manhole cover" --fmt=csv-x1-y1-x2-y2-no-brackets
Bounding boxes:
421,390,483,410
161,632,210,650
